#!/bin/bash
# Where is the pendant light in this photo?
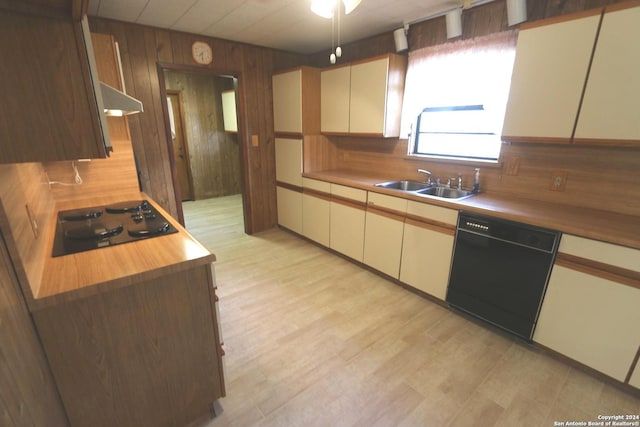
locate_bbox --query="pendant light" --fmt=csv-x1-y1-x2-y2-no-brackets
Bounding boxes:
311,0,362,63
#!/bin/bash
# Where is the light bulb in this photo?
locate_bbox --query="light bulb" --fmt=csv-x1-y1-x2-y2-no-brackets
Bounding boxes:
335,46,342,58
330,53,336,64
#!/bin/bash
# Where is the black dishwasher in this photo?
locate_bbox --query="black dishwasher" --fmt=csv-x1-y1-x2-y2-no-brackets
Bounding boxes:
446,212,560,341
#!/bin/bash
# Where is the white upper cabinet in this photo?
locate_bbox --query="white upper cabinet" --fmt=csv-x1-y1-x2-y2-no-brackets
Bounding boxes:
574,4,640,144
272,66,320,134
502,11,601,143
503,4,640,147
321,65,351,133
321,54,407,137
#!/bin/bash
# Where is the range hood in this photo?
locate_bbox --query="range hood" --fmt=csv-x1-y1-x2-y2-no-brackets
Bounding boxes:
100,82,143,117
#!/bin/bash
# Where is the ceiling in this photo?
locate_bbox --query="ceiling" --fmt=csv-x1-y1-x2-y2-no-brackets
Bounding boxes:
87,0,472,54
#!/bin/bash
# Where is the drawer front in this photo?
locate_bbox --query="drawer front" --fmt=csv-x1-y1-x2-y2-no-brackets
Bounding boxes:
367,192,407,213
302,177,331,193
406,200,458,225
559,234,640,272
331,183,367,203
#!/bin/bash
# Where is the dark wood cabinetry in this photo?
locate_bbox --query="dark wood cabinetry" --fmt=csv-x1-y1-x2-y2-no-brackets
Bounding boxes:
0,1,109,163
0,231,68,427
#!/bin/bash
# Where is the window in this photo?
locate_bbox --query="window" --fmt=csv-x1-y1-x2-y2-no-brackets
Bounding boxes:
401,31,517,162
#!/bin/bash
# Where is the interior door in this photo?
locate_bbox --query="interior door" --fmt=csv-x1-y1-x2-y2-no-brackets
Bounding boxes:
167,91,194,201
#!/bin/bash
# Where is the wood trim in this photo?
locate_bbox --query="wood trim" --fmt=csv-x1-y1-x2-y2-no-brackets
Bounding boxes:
572,138,640,147
519,8,604,31
350,53,397,67
625,344,640,384
555,252,640,290
302,187,331,202
366,204,406,222
331,194,367,211
405,215,456,235
501,135,572,144
275,131,303,140
71,0,87,21
276,181,303,193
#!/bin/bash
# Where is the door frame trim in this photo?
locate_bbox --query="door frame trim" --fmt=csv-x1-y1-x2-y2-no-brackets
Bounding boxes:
157,63,249,232
166,90,195,202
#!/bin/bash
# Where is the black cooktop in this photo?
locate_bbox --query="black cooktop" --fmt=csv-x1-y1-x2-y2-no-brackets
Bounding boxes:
52,200,178,257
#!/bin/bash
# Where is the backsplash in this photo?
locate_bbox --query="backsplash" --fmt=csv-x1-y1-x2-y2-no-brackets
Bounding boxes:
318,135,640,217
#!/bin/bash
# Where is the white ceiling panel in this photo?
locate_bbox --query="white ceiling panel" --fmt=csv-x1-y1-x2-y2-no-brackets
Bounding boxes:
135,0,200,28
87,0,497,54
90,0,149,23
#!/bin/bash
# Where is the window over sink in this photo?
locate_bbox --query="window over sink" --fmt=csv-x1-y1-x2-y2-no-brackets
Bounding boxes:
401,31,517,162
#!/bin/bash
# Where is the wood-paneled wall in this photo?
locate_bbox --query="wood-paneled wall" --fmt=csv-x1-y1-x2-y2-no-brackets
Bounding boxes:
308,0,629,66
320,137,640,216
88,0,632,231
89,17,305,232
304,0,639,217
164,71,242,200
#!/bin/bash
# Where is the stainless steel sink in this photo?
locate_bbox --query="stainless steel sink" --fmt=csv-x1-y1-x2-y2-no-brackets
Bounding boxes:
374,180,432,191
415,186,474,200
374,180,475,200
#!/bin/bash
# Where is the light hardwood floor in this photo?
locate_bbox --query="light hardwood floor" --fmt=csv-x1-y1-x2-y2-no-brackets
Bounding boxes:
184,195,639,427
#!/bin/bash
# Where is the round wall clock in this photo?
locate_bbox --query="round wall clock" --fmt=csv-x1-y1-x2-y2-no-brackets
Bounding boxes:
191,41,213,65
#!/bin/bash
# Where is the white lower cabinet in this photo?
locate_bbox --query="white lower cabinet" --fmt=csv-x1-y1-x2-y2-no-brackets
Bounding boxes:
534,263,640,382
363,193,407,278
329,184,366,262
399,202,457,301
302,178,331,247
276,186,302,234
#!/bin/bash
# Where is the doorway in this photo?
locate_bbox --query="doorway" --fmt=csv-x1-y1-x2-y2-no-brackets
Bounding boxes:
159,65,246,230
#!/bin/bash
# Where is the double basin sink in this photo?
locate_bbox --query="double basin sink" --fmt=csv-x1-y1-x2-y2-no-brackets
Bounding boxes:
374,180,475,200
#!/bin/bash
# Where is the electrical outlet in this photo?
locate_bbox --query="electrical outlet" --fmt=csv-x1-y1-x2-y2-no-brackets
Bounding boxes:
550,171,568,191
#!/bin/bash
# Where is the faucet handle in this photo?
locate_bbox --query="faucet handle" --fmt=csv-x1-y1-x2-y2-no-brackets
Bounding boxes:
417,169,432,184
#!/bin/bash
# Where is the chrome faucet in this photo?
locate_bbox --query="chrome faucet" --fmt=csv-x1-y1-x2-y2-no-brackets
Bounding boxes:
417,169,432,184
447,173,463,189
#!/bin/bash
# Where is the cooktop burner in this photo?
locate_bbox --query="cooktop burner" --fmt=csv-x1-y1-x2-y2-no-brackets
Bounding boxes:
52,200,178,257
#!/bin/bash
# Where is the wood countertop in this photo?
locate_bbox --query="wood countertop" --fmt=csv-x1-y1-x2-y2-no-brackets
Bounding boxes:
30,193,215,311
304,170,640,251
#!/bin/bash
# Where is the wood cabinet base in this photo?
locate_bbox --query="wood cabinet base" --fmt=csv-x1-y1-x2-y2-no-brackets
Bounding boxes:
33,264,224,427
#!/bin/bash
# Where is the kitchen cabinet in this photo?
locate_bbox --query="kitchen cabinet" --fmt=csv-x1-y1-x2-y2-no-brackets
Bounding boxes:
502,10,601,143
302,178,331,247
503,4,640,146
321,54,407,137
0,232,68,427
33,263,225,427
399,202,457,301
272,66,321,135
320,64,351,133
277,186,303,234
534,235,640,383
0,5,110,162
574,3,640,145
363,192,407,278
330,184,367,262
91,32,131,141
275,138,303,233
